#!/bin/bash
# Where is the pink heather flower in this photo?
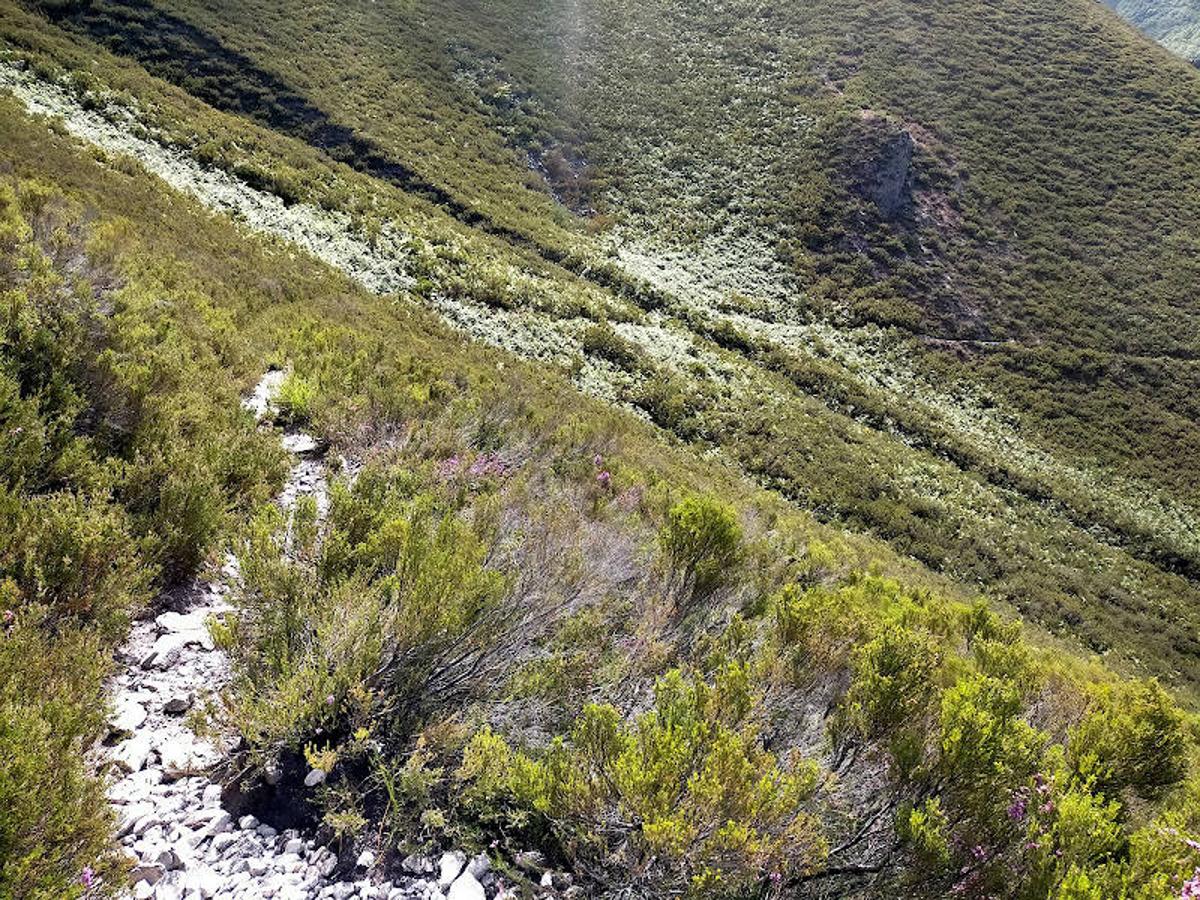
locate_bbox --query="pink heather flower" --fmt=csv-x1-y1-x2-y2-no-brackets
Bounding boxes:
769,872,782,884
80,867,94,888
592,453,603,467
596,470,612,489
436,456,461,480
469,452,507,478
1007,796,1027,821
1186,838,1200,852
971,845,987,861
1183,869,1200,899
2,609,13,626
325,694,335,706
1039,802,1054,816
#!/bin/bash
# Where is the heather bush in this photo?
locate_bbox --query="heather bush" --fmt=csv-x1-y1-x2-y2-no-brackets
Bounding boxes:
0,177,282,898
659,494,742,604
455,667,827,897
220,465,510,769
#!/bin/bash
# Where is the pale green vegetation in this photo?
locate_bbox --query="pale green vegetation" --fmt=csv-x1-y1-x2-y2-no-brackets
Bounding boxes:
1106,0,1200,62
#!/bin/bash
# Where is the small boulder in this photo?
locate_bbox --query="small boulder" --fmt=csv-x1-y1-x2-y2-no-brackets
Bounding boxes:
110,697,147,734
438,851,466,887
402,852,434,874
163,694,193,715
466,853,489,879
446,871,486,900
129,862,165,885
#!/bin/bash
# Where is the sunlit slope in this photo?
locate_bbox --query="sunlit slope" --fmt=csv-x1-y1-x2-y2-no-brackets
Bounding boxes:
1105,0,1200,62
9,0,1200,693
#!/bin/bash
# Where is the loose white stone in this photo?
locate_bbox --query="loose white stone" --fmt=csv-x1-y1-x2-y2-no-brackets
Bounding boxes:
356,850,375,869
112,697,148,733
446,872,485,900
304,768,326,787
438,852,465,888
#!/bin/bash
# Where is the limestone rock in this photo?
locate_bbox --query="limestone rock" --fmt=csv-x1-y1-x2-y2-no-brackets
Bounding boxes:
111,697,147,734
438,851,466,887
446,871,486,900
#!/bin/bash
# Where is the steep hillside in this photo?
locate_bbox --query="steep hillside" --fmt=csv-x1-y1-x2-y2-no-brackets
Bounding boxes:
1106,0,1200,62
4,0,1200,898
11,0,1200,690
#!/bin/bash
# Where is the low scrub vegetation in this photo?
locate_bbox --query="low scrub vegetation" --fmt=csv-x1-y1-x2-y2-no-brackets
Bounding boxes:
0,178,283,896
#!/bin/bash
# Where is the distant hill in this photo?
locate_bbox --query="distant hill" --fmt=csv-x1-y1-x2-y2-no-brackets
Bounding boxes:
1106,0,1200,62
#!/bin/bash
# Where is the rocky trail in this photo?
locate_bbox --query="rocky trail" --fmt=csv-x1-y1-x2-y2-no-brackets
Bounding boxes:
97,373,516,900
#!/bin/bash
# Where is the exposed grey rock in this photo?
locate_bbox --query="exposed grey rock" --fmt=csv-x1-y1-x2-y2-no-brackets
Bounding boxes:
304,768,327,787
446,872,485,900
402,853,434,874
437,852,465,888
465,854,489,879
356,850,376,869
129,862,166,885
162,693,193,715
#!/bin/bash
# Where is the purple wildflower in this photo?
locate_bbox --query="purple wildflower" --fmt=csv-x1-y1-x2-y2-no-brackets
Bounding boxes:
1007,795,1027,821
1182,868,1200,900
468,452,508,479
596,470,612,489
80,867,94,888
436,456,461,480
325,694,335,706
593,453,603,468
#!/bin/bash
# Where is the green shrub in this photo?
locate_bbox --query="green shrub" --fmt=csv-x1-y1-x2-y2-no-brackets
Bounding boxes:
580,320,644,371
841,623,941,743
1068,680,1187,798
659,494,742,603
221,467,510,766
274,372,317,425
0,607,121,899
456,668,827,897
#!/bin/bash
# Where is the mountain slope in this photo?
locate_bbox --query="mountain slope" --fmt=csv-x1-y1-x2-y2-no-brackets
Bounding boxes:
14,0,1200,690
5,0,1200,897
1106,0,1200,62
